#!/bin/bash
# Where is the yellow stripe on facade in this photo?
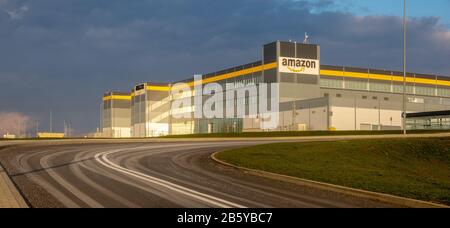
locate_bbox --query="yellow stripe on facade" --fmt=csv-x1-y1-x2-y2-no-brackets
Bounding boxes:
202,62,278,85
320,69,450,87
171,62,277,90
320,70,345,77
103,95,132,101
344,71,370,79
369,73,392,81
146,85,170,91
182,62,277,88
108,65,449,101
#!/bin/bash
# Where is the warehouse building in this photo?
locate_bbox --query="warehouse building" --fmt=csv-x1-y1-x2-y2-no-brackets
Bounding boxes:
102,92,132,138
101,40,450,138
131,83,171,137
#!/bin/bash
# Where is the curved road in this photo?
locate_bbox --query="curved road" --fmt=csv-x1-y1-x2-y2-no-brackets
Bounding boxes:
0,140,398,208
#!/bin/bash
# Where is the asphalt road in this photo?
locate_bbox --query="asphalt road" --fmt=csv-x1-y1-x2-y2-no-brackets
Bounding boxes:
0,140,401,208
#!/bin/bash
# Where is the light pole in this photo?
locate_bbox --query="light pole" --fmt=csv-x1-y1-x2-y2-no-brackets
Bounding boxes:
35,120,39,138
100,101,103,135
50,109,53,133
402,0,407,135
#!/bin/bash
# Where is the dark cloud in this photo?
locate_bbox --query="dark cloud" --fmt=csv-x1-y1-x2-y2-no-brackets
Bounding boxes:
0,0,449,134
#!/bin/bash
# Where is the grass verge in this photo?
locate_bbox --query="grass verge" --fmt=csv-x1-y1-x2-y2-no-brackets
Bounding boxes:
216,138,450,205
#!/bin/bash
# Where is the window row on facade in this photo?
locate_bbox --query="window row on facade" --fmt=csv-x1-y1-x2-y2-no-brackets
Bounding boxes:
320,77,450,97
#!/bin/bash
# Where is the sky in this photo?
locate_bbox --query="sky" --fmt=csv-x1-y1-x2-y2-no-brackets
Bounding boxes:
312,0,450,26
0,0,449,135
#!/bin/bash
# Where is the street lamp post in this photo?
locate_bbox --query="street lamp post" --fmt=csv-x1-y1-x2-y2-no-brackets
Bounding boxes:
402,0,407,135
50,109,53,133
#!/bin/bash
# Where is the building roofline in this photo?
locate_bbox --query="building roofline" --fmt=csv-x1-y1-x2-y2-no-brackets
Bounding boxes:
103,91,131,97
104,40,450,95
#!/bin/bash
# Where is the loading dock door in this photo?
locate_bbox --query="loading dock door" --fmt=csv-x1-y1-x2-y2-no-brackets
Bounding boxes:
297,124,307,131
208,123,214,134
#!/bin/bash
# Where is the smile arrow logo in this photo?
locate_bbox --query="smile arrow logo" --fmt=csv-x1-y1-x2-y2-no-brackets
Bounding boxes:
287,66,305,73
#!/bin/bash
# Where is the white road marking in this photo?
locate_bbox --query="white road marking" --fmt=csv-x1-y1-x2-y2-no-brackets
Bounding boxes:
94,146,246,208
40,153,104,208
18,149,81,208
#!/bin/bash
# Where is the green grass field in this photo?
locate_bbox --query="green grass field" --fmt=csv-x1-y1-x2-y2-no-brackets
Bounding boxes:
216,138,450,205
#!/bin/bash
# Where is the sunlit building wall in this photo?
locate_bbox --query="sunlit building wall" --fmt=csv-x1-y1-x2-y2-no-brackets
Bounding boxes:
100,40,450,137
131,83,171,137
102,92,131,138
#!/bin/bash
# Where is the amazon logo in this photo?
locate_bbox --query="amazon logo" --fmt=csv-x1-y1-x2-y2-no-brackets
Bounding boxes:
281,58,317,73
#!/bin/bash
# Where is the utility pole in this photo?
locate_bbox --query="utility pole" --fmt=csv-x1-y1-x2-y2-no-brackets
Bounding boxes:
35,120,39,138
354,97,357,131
67,121,71,138
379,99,381,131
292,99,296,131
402,0,407,135
18,119,21,138
100,101,103,133
68,122,71,138
23,121,26,138
50,109,53,133
308,103,311,131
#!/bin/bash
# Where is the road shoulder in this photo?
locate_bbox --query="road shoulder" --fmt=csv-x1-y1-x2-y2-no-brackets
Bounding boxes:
0,165,28,208
211,152,448,208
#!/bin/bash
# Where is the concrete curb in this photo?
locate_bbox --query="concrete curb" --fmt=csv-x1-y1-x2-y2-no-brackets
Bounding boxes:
211,152,449,208
0,167,28,208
